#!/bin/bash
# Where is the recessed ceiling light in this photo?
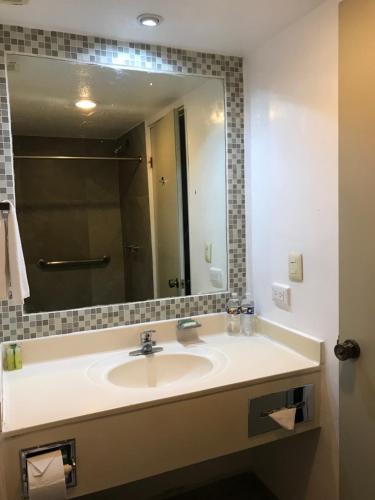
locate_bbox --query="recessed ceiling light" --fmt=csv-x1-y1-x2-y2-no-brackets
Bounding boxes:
137,13,163,27
75,99,96,110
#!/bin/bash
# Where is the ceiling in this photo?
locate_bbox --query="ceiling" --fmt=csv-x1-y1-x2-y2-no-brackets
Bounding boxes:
7,54,213,139
0,0,325,56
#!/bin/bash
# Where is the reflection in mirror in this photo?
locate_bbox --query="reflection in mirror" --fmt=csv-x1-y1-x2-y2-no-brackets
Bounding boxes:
7,54,227,313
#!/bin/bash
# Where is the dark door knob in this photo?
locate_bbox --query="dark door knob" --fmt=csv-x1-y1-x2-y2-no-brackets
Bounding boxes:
168,278,179,288
334,339,360,361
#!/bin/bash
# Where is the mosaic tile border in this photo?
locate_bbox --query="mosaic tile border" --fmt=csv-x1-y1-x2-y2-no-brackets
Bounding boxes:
0,24,245,342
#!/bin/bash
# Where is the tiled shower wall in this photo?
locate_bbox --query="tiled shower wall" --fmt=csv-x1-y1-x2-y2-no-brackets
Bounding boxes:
0,25,245,342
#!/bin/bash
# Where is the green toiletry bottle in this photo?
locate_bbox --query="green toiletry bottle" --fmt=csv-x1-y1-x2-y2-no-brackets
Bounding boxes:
14,344,22,370
6,345,15,371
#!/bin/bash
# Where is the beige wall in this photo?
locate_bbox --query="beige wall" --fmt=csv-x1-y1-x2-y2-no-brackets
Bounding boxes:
246,1,339,498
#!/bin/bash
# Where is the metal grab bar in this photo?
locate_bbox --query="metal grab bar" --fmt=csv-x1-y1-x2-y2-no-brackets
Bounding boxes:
38,256,110,269
14,155,142,162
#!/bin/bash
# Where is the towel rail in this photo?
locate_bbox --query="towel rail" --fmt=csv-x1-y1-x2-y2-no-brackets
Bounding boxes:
38,256,110,269
14,155,142,162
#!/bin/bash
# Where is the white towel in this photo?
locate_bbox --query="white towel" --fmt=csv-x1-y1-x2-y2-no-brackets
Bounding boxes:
269,407,296,431
0,200,30,304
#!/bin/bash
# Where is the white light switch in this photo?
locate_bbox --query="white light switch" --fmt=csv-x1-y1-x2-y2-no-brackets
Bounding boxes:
205,243,212,264
272,283,291,308
288,253,303,282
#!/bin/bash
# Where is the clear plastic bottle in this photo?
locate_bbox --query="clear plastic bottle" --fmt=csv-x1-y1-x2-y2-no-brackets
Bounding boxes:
226,293,241,335
241,293,256,336
6,345,15,371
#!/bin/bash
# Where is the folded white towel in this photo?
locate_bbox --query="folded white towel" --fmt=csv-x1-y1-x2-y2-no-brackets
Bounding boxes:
269,407,296,431
0,200,30,305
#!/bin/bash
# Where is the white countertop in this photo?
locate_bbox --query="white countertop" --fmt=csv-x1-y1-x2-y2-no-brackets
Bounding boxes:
1,314,322,436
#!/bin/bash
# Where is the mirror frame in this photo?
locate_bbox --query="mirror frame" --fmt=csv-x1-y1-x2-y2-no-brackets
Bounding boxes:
0,24,245,343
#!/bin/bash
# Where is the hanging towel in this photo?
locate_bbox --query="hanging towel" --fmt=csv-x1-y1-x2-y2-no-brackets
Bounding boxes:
0,200,30,304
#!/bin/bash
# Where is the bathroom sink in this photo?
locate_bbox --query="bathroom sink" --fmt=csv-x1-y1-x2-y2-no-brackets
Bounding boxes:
108,353,214,388
87,346,227,389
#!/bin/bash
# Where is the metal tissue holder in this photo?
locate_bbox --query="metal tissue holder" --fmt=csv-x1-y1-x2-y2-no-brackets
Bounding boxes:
260,400,306,418
248,384,314,437
20,439,77,499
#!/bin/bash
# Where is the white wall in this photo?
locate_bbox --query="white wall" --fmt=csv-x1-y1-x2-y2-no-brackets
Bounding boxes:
184,79,227,295
246,1,339,499
146,78,227,297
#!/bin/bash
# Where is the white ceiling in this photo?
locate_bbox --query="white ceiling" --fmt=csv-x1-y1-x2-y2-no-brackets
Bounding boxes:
7,54,212,139
0,0,325,56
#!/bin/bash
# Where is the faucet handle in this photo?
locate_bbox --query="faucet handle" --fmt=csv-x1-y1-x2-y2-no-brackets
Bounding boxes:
140,329,156,343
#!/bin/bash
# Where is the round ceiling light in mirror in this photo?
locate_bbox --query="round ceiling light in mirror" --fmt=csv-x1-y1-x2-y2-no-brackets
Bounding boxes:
137,13,163,27
75,99,97,111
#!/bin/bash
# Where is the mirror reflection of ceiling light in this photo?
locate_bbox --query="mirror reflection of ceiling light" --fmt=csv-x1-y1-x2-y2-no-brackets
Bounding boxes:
137,13,163,27
75,99,96,110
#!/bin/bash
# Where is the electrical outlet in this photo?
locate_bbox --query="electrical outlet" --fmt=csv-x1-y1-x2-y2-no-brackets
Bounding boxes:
272,283,291,308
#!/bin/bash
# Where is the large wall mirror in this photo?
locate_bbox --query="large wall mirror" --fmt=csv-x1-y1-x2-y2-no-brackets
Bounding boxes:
7,54,227,314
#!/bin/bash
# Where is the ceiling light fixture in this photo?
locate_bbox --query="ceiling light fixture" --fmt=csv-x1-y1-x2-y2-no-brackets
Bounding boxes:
75,99,96,111
137,13,163,27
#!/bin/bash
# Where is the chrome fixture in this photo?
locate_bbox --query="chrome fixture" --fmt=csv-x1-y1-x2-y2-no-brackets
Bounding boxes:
14,155,142,162
38,256,110,269
137,13,163,27
177,318,202,330
129,330,163,356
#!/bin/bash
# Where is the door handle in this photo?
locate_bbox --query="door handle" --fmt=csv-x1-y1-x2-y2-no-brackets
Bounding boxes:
334,339,360,361
168,278,179,288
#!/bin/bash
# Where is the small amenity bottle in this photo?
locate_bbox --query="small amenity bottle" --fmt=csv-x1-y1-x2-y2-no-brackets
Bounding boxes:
6,345,15,371
241,293,256,336
14,344,22,370
226,293,241,335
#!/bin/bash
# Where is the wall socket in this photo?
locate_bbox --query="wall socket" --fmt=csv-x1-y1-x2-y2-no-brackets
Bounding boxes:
272,283,291,308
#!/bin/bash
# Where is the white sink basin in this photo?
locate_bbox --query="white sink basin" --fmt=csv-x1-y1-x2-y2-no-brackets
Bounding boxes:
108,353,213,388
87,346,227,389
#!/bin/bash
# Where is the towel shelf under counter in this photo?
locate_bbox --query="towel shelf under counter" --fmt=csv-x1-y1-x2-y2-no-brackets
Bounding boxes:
38,256,110,269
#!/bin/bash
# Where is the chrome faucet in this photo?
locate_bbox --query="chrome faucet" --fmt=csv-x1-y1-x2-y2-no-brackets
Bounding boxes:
129,329,163,356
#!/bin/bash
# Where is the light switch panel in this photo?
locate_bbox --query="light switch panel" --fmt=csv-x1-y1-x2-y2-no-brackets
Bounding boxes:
288,253,303,282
